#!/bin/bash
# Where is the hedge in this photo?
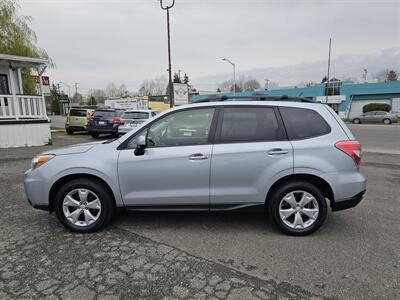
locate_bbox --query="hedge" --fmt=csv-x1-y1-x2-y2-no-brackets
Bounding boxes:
362,103,391,113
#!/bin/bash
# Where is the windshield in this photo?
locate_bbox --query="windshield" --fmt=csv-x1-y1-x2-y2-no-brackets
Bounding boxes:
122,112,149,119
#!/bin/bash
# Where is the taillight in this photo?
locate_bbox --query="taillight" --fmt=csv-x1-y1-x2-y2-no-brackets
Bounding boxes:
335,141,362,167
112,117,123,125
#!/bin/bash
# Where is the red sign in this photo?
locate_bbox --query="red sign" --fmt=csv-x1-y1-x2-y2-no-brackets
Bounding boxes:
32,76,50,86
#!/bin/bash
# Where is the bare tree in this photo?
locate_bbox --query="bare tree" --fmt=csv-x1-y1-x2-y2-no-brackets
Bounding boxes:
105,83,118,97
218,76,261,92
89,89,107,104
242,78,261,91
118,84,128,97
138,75,168,96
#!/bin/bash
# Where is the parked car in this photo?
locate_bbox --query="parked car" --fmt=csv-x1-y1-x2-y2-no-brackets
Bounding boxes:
351,111,397,124
65,108,94,134
24,97,366,236
87,109,125,138
118,109,159,135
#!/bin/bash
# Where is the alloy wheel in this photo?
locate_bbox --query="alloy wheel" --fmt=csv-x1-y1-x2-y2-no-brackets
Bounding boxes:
278,190,319,229
62,188,102,227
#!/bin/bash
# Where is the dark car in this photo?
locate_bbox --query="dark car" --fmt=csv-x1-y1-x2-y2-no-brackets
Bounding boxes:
87,109,124,138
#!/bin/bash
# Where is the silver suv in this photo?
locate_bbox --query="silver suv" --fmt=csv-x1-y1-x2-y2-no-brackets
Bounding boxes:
24,97,366,235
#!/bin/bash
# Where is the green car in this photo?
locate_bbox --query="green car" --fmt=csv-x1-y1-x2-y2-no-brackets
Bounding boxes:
65,108,94,135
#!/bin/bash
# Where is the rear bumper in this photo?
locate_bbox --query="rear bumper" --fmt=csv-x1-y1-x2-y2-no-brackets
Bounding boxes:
331,190,365,211
118,126,136,134
88,126,118,134
66,125,87,131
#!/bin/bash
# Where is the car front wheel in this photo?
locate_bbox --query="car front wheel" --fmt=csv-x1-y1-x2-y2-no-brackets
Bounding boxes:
352,118,361,124
383,118,391,125
268,181,327,236
54,178,114,233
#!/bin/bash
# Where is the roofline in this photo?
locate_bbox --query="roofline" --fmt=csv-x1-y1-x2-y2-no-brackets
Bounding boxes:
0,54,48,67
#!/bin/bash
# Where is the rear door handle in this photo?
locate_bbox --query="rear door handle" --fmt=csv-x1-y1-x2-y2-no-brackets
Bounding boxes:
267,148,289,156
189,153,209,161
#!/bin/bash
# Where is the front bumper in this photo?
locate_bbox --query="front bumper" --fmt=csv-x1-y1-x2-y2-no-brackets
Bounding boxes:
24,169,49,210
331,190,365,211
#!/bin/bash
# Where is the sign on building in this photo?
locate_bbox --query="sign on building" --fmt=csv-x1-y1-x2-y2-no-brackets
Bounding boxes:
173,83,189,106
315,95,345,104
104,98,148,110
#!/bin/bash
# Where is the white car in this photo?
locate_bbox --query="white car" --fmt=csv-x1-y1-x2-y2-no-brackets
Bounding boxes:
118,109,159,134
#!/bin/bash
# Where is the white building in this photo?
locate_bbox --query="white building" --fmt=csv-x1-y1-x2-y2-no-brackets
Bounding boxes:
0,54,50,148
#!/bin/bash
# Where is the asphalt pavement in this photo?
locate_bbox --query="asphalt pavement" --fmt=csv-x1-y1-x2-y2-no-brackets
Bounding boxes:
0,130,399,299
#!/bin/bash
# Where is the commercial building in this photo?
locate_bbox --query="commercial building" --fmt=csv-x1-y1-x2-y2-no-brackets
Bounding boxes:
192,80,400,118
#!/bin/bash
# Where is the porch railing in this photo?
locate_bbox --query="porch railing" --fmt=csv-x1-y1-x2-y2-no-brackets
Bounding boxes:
0,95,48,120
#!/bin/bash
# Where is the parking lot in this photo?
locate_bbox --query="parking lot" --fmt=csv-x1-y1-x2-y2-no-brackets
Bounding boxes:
0,126,399,299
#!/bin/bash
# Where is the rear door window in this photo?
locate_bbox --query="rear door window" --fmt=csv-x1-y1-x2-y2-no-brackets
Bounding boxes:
279,107,331,140
218,107,285,143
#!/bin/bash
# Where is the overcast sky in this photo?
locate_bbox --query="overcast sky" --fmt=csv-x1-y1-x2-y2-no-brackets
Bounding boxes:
21,0,400,93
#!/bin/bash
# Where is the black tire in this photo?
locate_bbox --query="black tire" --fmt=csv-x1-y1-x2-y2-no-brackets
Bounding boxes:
66,128,74,135
90,132,99,138
352,118,361,124
54,178,115,233
268,181,327,236
383,118,391,125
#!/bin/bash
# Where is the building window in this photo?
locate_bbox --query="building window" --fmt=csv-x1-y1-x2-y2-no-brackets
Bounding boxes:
325,78,341,96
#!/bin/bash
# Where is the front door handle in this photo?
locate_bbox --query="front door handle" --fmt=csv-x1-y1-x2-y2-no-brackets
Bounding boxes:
267,148,289,156
189,153,209,161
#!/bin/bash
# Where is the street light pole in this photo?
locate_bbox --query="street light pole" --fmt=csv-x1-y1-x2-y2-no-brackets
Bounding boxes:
222,58,236,96
160,0,175,108
326,38,332,104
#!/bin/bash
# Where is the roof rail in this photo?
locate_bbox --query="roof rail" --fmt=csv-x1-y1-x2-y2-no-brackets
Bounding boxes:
195,95,314,103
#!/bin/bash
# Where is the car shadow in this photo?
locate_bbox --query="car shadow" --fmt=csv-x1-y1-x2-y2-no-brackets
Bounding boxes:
113,210,282,235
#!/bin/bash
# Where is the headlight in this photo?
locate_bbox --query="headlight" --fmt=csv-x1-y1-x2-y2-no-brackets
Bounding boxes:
31,154,55,170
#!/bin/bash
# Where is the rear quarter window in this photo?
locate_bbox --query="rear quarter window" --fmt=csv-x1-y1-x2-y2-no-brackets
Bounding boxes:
279,107,331,140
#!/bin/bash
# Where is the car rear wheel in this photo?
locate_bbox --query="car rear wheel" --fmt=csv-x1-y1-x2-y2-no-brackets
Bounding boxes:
268,181,327,236
90,132,99,138
54,178,114,233
352,118,361,124
383,118,391,125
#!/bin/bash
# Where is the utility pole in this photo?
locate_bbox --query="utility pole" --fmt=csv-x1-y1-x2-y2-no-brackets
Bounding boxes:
160,0,175,108
326,38,332,104
56,82,62,115
178,69,182,82
74,83,78,95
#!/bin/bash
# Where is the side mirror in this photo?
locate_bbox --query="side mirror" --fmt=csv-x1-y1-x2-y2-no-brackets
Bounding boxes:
134,136,147,156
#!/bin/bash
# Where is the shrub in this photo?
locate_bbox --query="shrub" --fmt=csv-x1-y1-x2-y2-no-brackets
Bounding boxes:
362,103,391,113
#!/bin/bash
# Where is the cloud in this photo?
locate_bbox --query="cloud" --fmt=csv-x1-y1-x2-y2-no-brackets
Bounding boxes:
195,48,400,89
21,0,400,93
